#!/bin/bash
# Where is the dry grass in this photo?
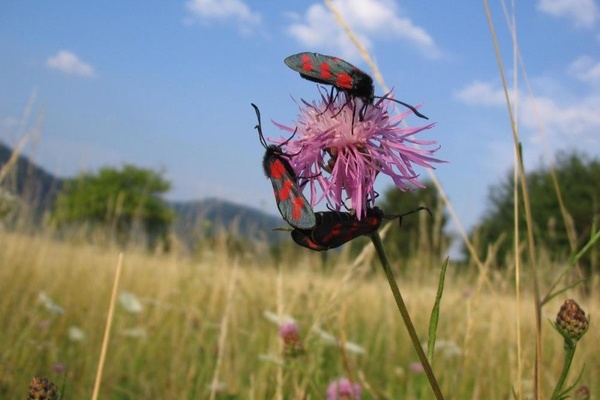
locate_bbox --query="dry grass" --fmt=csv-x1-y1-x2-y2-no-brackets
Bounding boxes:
1,230,598,399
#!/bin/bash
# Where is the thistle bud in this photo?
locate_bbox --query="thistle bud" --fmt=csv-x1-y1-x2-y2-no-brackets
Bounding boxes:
28,377,58,400
279,322,305,357
573,385,590,400
555,299,589,342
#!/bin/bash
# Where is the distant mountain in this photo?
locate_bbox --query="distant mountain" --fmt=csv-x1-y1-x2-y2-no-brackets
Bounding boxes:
0,142,64,215
0,142,285,244
170,198,285,246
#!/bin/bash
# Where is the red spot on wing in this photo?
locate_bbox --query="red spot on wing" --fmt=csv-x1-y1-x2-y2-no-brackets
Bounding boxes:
292,229,327,251
319,62,332,80
320,217,379,246
344,222,361,240
364,217,379,229
321,222,343,243
292,197,305,220
270,159,288,180
300,54,313,72
278,179,293,201
305,240,325,250
336,73,353,89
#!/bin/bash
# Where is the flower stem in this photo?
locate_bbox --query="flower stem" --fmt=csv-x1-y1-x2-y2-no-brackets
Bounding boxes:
370,231,444,400
550,343,576,400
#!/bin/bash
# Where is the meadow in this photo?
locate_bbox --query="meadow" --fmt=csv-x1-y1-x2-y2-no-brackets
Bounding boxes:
1,227,597,399
2,3,598,398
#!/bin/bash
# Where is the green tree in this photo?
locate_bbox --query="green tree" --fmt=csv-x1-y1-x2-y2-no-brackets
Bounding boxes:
375,181,450,263
470,151,600,272
52,164,173,249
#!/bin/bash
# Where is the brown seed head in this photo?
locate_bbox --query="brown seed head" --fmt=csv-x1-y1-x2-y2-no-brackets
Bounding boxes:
28,377,58,400
556,299,589,342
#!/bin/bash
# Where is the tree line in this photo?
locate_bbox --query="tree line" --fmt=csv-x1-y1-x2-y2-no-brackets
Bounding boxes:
44,151,599,272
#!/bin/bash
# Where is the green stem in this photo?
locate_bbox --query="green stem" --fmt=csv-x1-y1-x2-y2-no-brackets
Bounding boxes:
370,231,444,400
550,342,576,400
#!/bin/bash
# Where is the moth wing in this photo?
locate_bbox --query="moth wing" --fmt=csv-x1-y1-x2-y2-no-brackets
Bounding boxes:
284,52,357,90
291,229,327,251
266,154,316,230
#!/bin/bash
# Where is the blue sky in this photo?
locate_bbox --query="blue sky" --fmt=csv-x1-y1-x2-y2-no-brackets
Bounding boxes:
1,0,600,239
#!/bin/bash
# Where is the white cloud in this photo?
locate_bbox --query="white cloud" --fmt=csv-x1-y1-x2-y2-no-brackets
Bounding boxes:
455,80,600,153
568,55,600,85
46,50,96,78
454,81,511,106
286,0,441,60
523,95,600,141
537,0,599,28
184,0,261,33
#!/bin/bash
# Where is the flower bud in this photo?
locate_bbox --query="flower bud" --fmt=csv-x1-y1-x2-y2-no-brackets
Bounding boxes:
573,385,590,400
555,299,589,342
279,322,305,357
28,377,58,400
326,377,362,400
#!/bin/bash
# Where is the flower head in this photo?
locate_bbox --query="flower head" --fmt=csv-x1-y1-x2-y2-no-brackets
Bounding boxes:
409,362,425,373
38,292,64,315
67,326,85,342
574,386,590,400
119,291,144,314
326,377,362,400
555,299,589,343
314,326,365,354
273,91,444,218
28,377,59,400
279,321,305,357
52,363,66,374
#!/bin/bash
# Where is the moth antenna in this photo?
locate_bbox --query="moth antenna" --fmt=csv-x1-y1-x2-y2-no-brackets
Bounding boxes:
374,95,429,120
383,206,432,227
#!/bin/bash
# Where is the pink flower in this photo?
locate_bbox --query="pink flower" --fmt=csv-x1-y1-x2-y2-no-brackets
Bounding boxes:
273,91,444,219
38,320,50,330
409,362,425,373
279,321,300,339
52,363,66,374
279,322,304,357
326,377,362,399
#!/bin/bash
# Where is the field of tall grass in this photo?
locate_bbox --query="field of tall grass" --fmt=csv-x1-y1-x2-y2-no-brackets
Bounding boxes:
3,2,598,399
1,228,597,399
